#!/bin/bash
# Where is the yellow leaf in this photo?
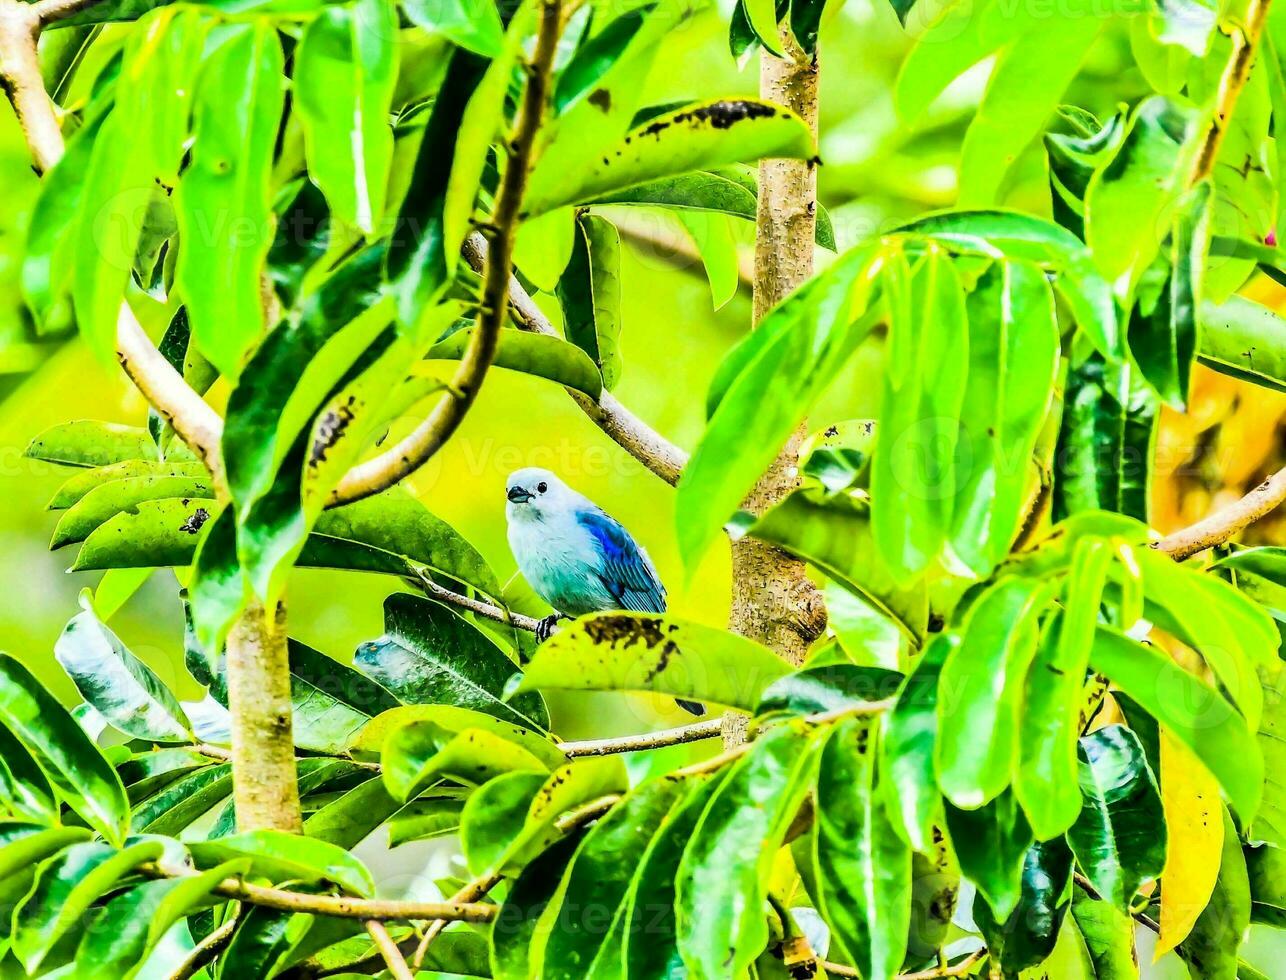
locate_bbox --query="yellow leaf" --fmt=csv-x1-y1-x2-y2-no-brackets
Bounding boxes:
1156,728,1224,959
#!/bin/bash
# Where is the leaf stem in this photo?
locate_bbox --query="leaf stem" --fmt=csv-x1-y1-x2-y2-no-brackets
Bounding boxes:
329,0,566,506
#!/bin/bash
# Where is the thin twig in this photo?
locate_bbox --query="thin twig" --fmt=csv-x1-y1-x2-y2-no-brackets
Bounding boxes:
1074,873,1160,934
365,920,414,980
1153,465,1286,559
462,232,689,486
560,717,725,756
167,910,240,980
192,742,233,762
141,863,497,923
1188,0,1273,186
411,568,542,633
409,871,504,970
897,949,987,980
330,0,564,507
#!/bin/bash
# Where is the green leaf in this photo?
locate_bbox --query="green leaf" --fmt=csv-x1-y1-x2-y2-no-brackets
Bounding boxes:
1153,0,1219,55
0,824,92,886
356,592,547,729
1016,540,1114,840
381,721,553,802
679,211,742,309
176,21,284,379
1088,626,1262,821
556,213,624,390
402,0,503,56
27,420,163,468
1066,725,1165,912
1198,295,1286,393
190,829,374,896
974,837,1074,974
0,726,58,822
1177,807,1250,980
513,207,576,291
1053,354,1157,524
491,833,582,980
1246,842,1286,927
295,0,397,234
54,597,190,741
881,634,955,853
1071,886,1139,979
12,839,164,973
732,490,928,645
541,776,688,978
1128,183,1210,409
130,762,233,835
219,906,302,979
937,576,1049,809
188,507,247,653
951,261,1059,575
0,655,129,843
739,0,784,57
958,21,1101,207
524,98,817,218
385,791,466,847
517,611,793,711
678,244,878,569
425,326,604,398
352,702,564,762
1251,667,1286,848
871,248,969,582
51,473,214,548
675,722,819,978
944,790,1033,920
555,4,654,112
48,461,206,512
1085,96,1196,282
72,10,206,363
812,719,911,980
756,664,903,718
267,179,332,310
891,209,1120,359
73,862,243,980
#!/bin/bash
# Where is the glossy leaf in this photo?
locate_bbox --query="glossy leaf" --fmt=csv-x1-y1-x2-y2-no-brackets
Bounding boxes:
524,98,816,217
881,634,955,852
12,839,165,972
1199,295,1286,392
27,420,164,468
944,790,1033,920
190,829,374,896
403,0,503,56
871,248,969,582
1071,886,1139,979
352,702,563,764
491,834,582,980
756,664,903,718
1053,354,1157,524
176,21,284,379
973,838,1074,974
1090,626,1262,829
1067,725,1165,911
0,654,129,842
295,0,397,234
951,260,1059,574
130,762,233,835
51,472,213,549
812,718,911,980
425,326,603,398
385,791,466,847
382,724,552,802
1176,807,1250,980
556,213,623,390
54,597,190,741
679,244,879,569
937,576,1048,808
541,776,688,977
518,611,793,711
355,592,547,729
675,722,819,978
0,726,57,822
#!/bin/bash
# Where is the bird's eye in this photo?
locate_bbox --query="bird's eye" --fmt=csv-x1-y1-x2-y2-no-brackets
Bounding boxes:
537,482,548,494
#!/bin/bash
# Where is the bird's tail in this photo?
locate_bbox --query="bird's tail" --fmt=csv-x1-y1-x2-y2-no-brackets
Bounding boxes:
675,698,706,716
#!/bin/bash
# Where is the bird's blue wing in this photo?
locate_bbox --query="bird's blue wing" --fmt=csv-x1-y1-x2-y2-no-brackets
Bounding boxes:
576,509,666,613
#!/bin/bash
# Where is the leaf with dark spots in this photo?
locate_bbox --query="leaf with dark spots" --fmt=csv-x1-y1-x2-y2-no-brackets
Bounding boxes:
179,507,211,535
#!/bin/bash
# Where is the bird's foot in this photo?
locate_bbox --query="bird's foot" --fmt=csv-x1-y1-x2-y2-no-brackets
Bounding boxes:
535,613,567,643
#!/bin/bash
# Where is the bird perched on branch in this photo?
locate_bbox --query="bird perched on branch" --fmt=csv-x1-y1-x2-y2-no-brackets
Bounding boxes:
505,467,705,716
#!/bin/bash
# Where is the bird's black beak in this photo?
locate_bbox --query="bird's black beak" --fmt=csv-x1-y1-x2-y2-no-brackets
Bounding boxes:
507,486,533,503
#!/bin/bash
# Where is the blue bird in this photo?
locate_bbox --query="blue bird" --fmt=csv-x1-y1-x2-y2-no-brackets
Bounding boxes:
505,467,705,715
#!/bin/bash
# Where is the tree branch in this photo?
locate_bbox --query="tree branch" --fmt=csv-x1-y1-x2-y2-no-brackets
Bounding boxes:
560,717,725,756
365,921,414,980
167,911,240,980
143,862,498,923
462,232,689,486
0,0,227,490
1153,464,1286,559
1188,0,1273,186
329,0,565,507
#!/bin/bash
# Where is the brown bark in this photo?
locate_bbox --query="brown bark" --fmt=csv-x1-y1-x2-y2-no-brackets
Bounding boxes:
225,600,302,832
728,37,826,668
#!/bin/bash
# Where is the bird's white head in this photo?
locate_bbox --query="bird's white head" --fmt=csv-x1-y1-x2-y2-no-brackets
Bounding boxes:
505,468,580,524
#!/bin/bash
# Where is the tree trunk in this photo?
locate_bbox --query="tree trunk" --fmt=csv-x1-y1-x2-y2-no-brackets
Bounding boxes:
226,599,302,832
728,38,827,669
